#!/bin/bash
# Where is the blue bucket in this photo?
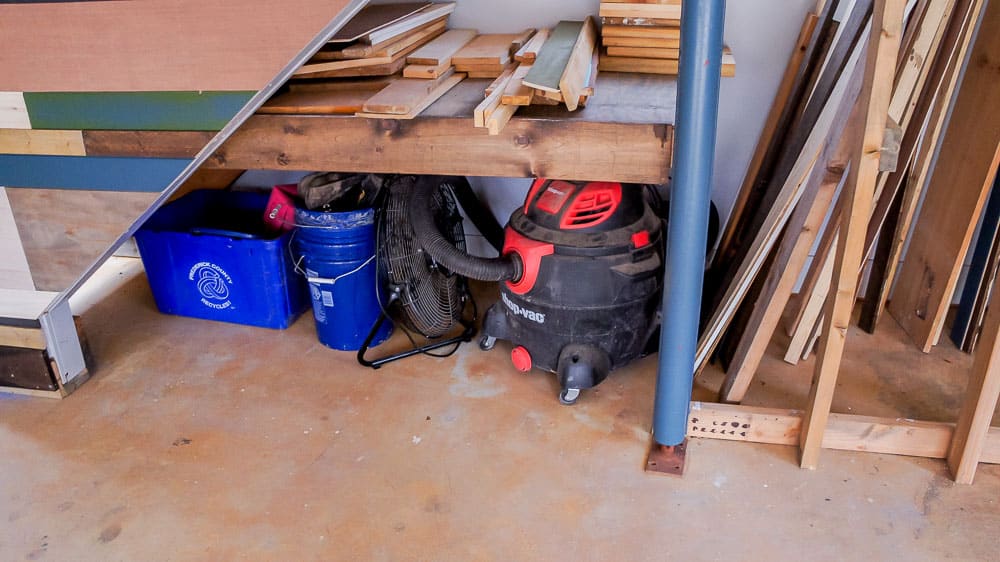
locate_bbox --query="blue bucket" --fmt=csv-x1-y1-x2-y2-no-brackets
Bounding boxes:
293,207,391,350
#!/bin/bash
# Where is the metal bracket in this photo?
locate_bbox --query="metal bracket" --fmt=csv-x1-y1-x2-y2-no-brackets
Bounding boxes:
645,438,688,477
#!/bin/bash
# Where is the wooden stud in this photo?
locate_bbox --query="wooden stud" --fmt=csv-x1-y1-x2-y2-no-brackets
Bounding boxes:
406,28,477,65
559,17,597,112
799,0,905,470
355,73,464,119
514,28,550,63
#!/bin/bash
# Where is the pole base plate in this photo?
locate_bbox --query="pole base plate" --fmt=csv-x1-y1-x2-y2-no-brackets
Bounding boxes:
645,439,687,477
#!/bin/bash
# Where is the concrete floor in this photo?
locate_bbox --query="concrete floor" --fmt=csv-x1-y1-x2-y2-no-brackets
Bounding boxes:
2,277,998,561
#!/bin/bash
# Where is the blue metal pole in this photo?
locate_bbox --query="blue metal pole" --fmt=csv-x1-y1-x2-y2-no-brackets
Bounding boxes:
653,0,725,446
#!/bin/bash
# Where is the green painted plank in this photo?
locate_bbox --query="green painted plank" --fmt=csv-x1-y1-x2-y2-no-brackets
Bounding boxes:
0,155,190,191
522,21,584,93
23,91,254,131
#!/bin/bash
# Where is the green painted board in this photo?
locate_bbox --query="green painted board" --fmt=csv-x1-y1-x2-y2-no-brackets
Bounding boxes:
23,91,255,131
522,20,584,93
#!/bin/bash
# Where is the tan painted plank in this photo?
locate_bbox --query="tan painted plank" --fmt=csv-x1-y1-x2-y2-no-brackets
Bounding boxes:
800,0,905,470
0,129,85,156
406,28,477,65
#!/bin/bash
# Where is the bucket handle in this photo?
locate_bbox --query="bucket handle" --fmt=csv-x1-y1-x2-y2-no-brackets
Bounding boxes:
293,253,376,286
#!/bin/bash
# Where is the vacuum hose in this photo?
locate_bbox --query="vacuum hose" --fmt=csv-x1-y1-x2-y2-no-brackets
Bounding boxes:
412,176,522,282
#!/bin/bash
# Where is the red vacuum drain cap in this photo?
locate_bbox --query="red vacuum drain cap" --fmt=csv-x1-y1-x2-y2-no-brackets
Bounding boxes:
511,346,532,372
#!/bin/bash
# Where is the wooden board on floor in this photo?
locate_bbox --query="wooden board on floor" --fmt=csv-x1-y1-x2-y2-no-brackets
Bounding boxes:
361,69,457,114
523,21,586,93
406,28,478,65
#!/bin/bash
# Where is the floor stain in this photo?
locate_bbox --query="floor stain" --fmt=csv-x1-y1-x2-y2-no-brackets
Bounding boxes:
98,523,121,544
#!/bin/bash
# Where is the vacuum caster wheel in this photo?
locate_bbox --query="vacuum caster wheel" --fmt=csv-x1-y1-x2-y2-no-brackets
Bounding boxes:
559,388,581,405
479,335,496,351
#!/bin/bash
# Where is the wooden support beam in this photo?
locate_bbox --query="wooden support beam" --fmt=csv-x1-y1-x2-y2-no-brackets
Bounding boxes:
689,401,1000,464
888,0,1000,352
800,0,904,470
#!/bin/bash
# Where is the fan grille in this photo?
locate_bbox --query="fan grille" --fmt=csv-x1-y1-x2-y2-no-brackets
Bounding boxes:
378,177,466,338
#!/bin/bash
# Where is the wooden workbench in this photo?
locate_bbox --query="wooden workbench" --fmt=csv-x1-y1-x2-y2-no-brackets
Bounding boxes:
81,73,676,185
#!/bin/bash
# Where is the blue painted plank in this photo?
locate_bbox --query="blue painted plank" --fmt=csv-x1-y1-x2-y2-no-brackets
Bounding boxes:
952,171,1000,349
0,154,190,191
23,91,253,131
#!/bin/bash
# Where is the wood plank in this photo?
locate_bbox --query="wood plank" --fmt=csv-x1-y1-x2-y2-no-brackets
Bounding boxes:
452,34,520,66
952,175,1000,349
0,325,45,350
466,71,504,79
800,0,904,470
0,129,85,156
0,188,34,291
510,29,537,53
406,28,478,65
0,288,58,321
6,189,158,291
290,58,407,79
875,0,987,331
336,18,447,59
484,64,518,96
328,2,431,43
501,64,536,106
599,54,736,77
688,402,997,462
295,36,425,75
0,155,189,192
22,91,254,131
486,103,517,136
786,242,836,363
601,25,681,39
887,0,1000,352
356,72,464,119
606,46,679,59
601,35,680,48
403,60,454,79
476,70,517,127
82,130,215,159
599,3,681,19
948,253,1000,483
210,115,672,184
559,17,597,112
365,3,455,46
361,69,457,114
696,46,865,373
600,16,681,27
523,21,586,93
713,12,819,272
0,92,31,129
720,127,852,402
0,0,355,92
514,28,550,63
260,80,392,115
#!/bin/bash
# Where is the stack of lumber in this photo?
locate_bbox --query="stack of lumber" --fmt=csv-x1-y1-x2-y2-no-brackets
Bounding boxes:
472,19,598,135
294,2,456,78
450,31,533,78
596,1,735,76
697,0,998,408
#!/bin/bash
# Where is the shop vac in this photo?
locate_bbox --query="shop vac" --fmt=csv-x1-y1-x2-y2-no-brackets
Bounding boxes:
412,176,664,404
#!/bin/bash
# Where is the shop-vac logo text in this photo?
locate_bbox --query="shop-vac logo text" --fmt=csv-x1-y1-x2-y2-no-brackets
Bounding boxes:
502,293,545,324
